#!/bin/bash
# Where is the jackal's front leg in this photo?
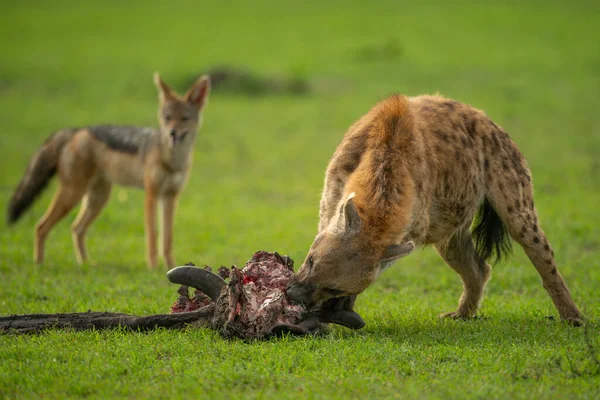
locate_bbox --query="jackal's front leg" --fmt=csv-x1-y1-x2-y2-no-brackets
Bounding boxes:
144,190,158,269
161,194,178,268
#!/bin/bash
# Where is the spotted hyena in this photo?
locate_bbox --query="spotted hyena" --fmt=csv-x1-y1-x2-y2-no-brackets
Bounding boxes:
286,94,583,326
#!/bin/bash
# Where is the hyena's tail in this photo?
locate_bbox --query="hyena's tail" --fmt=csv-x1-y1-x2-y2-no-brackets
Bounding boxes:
471,197,513,264
7,129,76,224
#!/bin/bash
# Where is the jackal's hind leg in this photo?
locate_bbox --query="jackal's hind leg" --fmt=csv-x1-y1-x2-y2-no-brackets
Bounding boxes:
71,179,112,264
35,185,85,264
435,229,491,319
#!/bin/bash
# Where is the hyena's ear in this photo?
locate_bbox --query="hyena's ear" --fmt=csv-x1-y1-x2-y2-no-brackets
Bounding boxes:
338,192,362,233
184,75,211,110
381,242,415,264
154,72,176,102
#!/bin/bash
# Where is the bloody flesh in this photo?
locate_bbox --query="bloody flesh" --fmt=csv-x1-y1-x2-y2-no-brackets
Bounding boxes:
171,251,308,339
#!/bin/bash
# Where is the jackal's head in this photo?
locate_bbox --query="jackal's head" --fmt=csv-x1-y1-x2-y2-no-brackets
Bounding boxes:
154,73,211,148
287,193,415,307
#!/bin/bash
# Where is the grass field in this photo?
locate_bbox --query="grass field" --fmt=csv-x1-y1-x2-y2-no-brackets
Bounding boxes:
1,0,599,398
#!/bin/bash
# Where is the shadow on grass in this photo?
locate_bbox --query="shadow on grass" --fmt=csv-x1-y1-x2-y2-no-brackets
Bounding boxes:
316,313,600,347
182,66,310,97
351,38,403,63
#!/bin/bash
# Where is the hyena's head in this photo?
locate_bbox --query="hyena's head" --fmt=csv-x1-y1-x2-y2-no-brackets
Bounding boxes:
154,72,210,148
287,193,414,307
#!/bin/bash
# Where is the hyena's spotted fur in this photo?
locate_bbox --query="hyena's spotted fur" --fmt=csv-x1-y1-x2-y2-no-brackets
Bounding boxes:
289,94,583,325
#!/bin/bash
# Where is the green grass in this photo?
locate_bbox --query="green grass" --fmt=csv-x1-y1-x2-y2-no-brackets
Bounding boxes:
1,0,599,398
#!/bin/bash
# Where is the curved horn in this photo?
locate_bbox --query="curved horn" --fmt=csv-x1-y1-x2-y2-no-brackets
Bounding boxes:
166,266,226,302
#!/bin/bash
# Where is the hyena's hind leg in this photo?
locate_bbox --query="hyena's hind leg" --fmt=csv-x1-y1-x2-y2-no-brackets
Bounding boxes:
484,140,583,324
436,228,492,319
71,178,112,264
499,205,583,325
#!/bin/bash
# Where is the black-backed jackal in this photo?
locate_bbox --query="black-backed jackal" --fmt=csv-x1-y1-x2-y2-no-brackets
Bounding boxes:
7,74,210,268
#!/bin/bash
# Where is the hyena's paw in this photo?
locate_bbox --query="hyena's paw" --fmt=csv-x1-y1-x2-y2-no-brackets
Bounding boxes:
438,311,474,320
562,313,585,327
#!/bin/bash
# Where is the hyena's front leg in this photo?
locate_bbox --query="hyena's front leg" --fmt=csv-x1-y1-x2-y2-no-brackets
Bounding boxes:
318,127,367,232
318,169,349,232
436,228,492,319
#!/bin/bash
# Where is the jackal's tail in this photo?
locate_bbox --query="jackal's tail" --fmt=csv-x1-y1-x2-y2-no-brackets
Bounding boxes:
471,197,513,264
7,129,76,224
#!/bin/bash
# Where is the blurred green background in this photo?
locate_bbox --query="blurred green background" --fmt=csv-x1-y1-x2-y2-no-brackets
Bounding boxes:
0,1,599,398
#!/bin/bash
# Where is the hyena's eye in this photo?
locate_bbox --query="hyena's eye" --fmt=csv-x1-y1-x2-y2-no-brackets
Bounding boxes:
164,115,172,122
307,255,314,269
180,116,189,122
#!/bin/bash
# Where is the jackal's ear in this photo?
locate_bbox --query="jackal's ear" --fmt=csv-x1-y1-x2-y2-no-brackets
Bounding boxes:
184,75,211,110
381,241,415,264
338,192,362,233
154,72,176,102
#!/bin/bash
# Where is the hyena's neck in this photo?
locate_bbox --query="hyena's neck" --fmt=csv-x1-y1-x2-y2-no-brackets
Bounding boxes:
345,95,416,247
351,189,414,248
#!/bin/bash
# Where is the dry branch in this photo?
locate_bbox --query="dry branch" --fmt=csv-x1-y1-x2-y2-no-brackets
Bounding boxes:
0,307,213,334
